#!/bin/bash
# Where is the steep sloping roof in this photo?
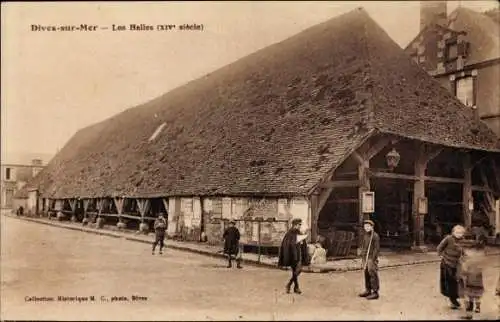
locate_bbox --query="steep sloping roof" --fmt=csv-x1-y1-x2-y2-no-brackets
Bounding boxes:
25,8,500,199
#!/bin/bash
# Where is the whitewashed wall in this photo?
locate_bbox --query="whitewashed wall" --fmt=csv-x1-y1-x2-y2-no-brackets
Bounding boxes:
167,196,313,240
167,198,177,237
289,197,310,232
27,191,37,214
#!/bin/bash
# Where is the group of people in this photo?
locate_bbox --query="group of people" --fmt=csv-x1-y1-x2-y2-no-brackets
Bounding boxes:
277,218,381,299
152,213,500,318
437,224,500,319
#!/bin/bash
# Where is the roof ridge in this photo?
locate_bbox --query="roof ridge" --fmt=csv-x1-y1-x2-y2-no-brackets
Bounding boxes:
362,13,375,131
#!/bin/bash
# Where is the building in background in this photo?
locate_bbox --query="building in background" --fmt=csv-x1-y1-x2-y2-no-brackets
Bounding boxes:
405,1,500,136
1,159,45,213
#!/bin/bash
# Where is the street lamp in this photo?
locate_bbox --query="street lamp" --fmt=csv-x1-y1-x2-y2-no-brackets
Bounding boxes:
386,148,401,170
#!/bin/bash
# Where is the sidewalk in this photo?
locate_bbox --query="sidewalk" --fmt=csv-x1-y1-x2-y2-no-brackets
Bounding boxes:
6,214,500,273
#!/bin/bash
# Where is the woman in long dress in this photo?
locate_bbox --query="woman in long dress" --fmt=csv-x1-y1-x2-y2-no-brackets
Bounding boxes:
437,225,466,309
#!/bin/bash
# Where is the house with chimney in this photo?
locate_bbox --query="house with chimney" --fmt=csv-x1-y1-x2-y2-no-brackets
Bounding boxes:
21,8,500,257
405,1,500,137
1,158,45,214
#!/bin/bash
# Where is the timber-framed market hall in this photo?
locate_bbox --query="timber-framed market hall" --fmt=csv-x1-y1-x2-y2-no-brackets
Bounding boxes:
16,9,500,258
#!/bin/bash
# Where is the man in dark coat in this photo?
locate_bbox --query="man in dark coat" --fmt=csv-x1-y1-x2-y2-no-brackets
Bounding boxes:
152,214,167,255
223,220,242,268
278,218,310,294
358,219,381,300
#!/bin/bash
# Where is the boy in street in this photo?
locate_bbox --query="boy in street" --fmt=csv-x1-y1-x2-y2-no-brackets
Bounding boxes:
223,220,242,268
458,241,487,320
358,219,380,300
278,218,310,294
152,213,167,255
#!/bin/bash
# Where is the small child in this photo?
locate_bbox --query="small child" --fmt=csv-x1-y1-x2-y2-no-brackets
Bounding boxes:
458,242,487,320
310,242,327,265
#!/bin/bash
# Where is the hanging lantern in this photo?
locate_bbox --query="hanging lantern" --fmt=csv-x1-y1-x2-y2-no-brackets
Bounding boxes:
386,148,401,170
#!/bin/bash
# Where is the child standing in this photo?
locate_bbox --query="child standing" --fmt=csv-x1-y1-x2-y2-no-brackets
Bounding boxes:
458,241,487,320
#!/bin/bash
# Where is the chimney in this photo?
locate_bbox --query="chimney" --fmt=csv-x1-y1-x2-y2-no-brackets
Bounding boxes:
420,1,447,31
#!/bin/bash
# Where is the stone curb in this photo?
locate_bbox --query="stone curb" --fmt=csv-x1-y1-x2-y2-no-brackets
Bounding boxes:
6,214,500,273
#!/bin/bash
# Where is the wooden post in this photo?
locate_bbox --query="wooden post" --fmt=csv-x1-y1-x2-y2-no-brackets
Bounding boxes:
357,155,370,256
463,154,472,230
258,220,262,263
310,191,320,243
412,151,426,250
83,199,90,218
114,197,124,219
69,199,77,221
162,198,169,216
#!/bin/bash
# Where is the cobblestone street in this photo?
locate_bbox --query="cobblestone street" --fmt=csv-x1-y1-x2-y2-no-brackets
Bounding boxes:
1,216,499,320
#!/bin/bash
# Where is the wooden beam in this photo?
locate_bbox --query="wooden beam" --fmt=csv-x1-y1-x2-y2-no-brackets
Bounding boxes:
463,154,472,230
471,186,494,193
317,187,334,214
365,137,396,160
490,159,500,191
327,198,358,204
68,199,77,213
162,198,169,215
422,145,443,164
426,176,464,184
113,197,124,215
318,180,360,189
357,157,370,256
369,171,417,181
412,144,426,249
310,192,320,243
368,170,465,184
351,151,365,166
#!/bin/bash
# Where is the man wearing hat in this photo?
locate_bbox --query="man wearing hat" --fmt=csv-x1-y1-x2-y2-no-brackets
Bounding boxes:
223,220,242,268
152,213,167,255
278,218,310,294
358,219,380,300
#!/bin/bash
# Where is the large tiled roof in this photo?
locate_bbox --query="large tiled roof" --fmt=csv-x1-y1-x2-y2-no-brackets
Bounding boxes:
26,8,500,199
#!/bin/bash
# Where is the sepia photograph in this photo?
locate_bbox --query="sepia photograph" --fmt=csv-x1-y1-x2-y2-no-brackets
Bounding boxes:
1,1,500,320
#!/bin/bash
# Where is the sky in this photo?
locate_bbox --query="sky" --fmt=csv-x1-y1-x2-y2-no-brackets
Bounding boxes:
1,1,498,164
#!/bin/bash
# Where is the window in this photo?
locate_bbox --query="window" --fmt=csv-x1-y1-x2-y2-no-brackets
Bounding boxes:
446,42,458,61
5,167,11,180
456,76,475,107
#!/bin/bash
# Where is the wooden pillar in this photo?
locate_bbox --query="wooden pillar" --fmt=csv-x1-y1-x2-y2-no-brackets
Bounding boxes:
69,199,77,221
83,199,90,218
356,155,370,255
463,154,472,230
310,191,320,243
114,197,124,219
162,198,169,216
412,154,426,250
